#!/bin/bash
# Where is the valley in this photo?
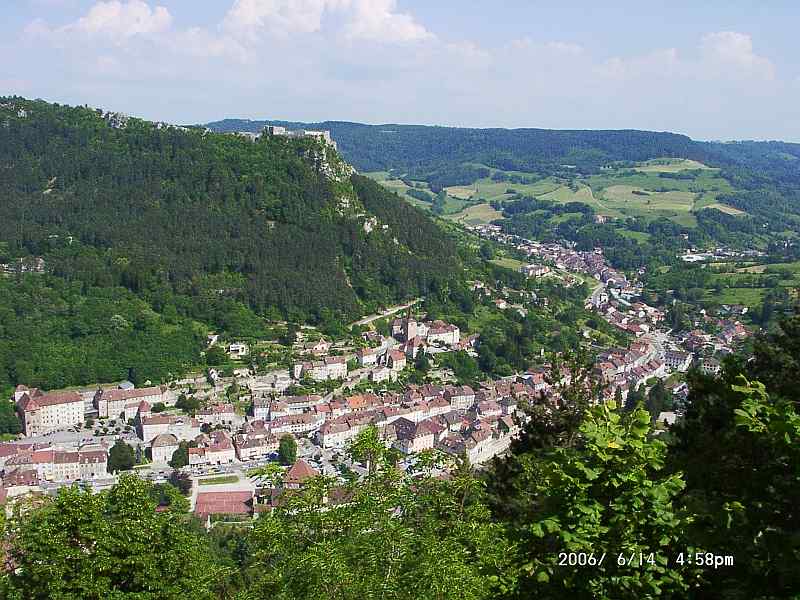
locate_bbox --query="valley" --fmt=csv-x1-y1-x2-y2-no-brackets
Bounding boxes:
1,94,798,600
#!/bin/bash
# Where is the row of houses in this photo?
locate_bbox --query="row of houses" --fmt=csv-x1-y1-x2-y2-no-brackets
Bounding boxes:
293,355,348,381
391,318,461,346
0,442,109,489
9,382,180,438
149,425,281,466
469,226,629,290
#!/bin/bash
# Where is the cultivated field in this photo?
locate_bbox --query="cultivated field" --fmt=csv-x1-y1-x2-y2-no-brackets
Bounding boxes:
445,185,476,200
704,203,746,216
602,185,696,210
445,202,503,225
634,158,715,173
369,159,746,228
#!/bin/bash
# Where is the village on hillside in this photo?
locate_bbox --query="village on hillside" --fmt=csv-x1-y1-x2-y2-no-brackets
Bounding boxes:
0,220,752,522
469,224,750,405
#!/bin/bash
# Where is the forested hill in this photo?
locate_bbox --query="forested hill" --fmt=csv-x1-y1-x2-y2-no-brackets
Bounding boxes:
207,118,705,175
207,118,800,188
0,97,459,321
0,97,461,387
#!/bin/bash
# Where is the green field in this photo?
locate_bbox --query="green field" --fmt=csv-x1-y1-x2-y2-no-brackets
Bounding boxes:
445,202,503,225
704,287,767,308
602,185,696,208
701,259,800,308
364,171,427,206
634,158,715,173
444,185,476,200
616,229,652,242
539,183,597,204
369,159,745,228
490,257,525,270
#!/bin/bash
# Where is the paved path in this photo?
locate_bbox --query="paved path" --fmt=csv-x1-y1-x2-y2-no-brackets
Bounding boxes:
350,298,421,328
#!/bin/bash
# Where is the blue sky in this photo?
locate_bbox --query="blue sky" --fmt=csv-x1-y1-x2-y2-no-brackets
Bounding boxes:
3,1,799,140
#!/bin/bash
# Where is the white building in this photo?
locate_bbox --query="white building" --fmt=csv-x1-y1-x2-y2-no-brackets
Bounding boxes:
370,366,395,383
196,403,237,427
150,433,180,464
427,322,460,346
269,412,324,436
701,358,721,375
665,351,692,372
234,433,278,461
356,347,379,367
3,446,108,483
317,422,356,448
94,386,168,420
445,386,476,411
15,388,85,436
228,342,249,358
138,414,201,443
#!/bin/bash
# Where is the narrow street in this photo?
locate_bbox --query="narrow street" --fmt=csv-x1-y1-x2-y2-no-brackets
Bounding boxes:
350,298,422,328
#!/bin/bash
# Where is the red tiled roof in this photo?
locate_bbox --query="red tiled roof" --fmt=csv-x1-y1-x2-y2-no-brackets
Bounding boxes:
97,386,164,402
283,459,319,485
18,390,82,411
194,491,253,517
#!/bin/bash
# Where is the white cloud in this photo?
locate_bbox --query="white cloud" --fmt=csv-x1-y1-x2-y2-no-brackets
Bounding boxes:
509,38,584,56
595,48,679,80
444,41,490,68
13,4,797,141
223,0,335,36
71,0,171,39
26,0,171,40
594,31,774,83
223,0,431,43
172,27,251,62
73,0,171,37
701,31,774,78
343,0,432,43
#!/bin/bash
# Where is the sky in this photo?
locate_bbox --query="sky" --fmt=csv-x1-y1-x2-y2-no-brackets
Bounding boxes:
3,0,800,141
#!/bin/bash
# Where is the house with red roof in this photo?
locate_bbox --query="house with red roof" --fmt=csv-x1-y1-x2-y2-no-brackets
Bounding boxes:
283,459,320,489
15,389,84,436
194,491,253,521
94,385,168,419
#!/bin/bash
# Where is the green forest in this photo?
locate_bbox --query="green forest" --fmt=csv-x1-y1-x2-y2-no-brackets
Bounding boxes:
0,98,463,390
207,117,800,189
2,310,799,599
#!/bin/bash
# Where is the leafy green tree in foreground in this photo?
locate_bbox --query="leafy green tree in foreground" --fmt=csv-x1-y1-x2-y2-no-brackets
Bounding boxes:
669,373,800,599
506,401,693,600
2,474,223,599
244,427,515,600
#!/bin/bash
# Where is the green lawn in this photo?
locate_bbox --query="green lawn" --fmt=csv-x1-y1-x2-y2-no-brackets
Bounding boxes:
444,185,476,200
198,475,240,486
704,287,767,308
616,229,652,242
490,257,525,270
